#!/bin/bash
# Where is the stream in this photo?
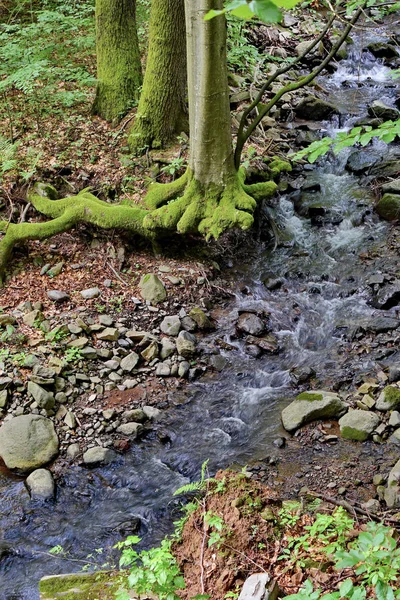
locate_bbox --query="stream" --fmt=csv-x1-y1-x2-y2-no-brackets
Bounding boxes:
1,19,399,600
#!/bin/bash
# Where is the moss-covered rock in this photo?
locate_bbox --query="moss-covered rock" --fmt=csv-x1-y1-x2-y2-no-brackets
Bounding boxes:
39,571,121,599
376,194,400,222
376,385,400,411
339,409,381,441
281,390,347,432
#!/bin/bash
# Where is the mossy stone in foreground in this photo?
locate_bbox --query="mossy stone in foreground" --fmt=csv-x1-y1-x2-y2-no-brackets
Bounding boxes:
376,385,400,411
39,572,121,599
376,194,400,222
281,390,346,432
339,409,381,442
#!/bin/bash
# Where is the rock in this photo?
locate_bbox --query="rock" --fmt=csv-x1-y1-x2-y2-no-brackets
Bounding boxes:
139,274,167,304
291,366,315,384
160,315,181,336
346,149,380,173
384,459,400,508
82,447,117,466
99,314,113,326
363,316,400,333
66,443,80,460
0,314,16,327
389,411,400,427
156,363,171,377
47,290,69,303
368,42,398,59
0,415,59,472
189,308,213,330
237,313,265,336
120,352,140,372
210,354,228,371
361,498,380,512
294,95,338,120
376,386,400,411
371,282,400,310
368,101,400,122
141,341,159,362
34,365,56,380
382,179,400,195
180,316,197,332
64,411,76,429
123,409,147,423
142,406,161,420
26,469,55,500
176,330,197,358
0,390,8,409
376,193,400,221
281,390,347,432
80,287,101,299
0,377,12,390
97,328,119,341
339,409,381,441
247,334,279,353
238,573,277,600
47,262,64,278
389,364,400,383
23,310,44,327
160,337,176,360
116,423,143,437
27,382,55,411
178,361,190,378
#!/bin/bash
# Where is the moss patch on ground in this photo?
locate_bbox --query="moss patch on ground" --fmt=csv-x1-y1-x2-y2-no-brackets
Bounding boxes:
39,571,122,599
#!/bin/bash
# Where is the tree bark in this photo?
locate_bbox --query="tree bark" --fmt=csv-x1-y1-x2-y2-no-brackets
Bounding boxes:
185,0,235,187
128,0,188,152
92,0,142,124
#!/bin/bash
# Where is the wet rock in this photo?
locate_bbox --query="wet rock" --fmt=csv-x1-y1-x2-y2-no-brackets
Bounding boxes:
0,415,59,472
80,287,101,299
376,386,400,411
139,273,166,304
237,313,265,336
210,354,228,371
26,469,55,500
382,179,400,195
176,331,197,358
368,101,400,122
246,334,279,353
346,149,380,173
371,282,400,309
160,315,181,336
82,446,117,466
120,352,140,373
339,409,381,441
246,344,262,358
189,307,214,330
363,315,400,333
281,390,347,433
367,41,399,59
376,193,400,221
27,382,55,411
294,95,338,120
291,366,315,384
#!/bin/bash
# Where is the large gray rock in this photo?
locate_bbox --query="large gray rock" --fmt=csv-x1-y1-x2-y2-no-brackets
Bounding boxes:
120,352,140,372
160,337,176,359
27,382,55,411
237,313,265,336
80,287,101,299
281,390,347,432
376,385,400,411
382,179,400,195
294,95,338,120
26,468,55,500
339,409,381,441
160,315,181,336
368,101,400,122
0,415,59,472
47,290,69,303
176,330,197,358
82,447,117,466
376,194,400,222
139,274,166,304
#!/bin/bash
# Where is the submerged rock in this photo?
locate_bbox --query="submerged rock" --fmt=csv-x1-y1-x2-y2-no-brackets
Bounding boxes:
281,390,347,432
339,409,380,441
237,313,265,336
0,415,59,472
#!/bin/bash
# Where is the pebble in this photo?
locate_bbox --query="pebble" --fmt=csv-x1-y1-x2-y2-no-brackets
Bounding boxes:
80,287,101,299
47,290,70,303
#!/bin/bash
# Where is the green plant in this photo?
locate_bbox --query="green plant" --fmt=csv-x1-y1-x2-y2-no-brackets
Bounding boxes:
1,324,16,343
63,347,83,363
204,511,227,549
114,536,185,600
160,157,186,179
278,501,302,528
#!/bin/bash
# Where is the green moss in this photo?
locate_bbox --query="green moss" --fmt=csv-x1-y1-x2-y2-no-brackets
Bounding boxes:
39,571,121,599
268,156,292,178
383,385,400,407
340,425,369,442
296,392,323,402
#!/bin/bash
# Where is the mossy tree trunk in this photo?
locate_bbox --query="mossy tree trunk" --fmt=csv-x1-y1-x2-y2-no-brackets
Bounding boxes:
92,0,142,124
128,0,187,153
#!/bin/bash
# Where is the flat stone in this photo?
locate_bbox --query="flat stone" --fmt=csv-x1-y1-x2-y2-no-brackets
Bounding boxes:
47,290,70,303
27,382,55,411
68,324,82,335
156,363,171,377
120,352,140,372
26,469,55,500
67,337,89,348
116,422,143,437
125,330,148,341
97,328,119,342
82,447,117,466
139,274,167,304
80,287,101,299
389,411,400,427
376,386,400,411
141,341,159,362
160,315,181,336
339,409,381,441
237,313,265,336
0,415,59,472
281,390,347,433
23,310,44,327
80,346,97,359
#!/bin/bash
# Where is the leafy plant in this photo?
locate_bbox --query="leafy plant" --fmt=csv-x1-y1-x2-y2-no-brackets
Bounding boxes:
63,347,83,363
204,511,227,548
160,157,186,179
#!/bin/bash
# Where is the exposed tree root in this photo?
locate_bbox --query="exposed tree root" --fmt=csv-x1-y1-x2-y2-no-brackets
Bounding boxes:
143,168,277,240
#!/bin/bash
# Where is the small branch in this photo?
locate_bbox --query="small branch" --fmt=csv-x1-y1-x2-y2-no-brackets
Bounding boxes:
108,263,128,286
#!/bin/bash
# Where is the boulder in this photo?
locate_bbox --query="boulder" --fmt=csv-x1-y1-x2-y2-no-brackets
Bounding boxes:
27,382,55,411
368,42,398,59
0,415,59,472
176,331,197,358
294,95,338,120
281,390,347,432
339,409,381,441
382,179,400,195
120,352,140,372
160,315,181,336
139,274,166,304
82,447,117,466
189,308,214,330
80,287,101,299
376,193,400,222
237,313,265,336
97,328,119,341
376,385,400,411
368,101,400,122
26,468,55,500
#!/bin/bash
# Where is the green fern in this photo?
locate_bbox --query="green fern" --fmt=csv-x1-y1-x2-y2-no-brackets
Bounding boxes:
173,459,210,496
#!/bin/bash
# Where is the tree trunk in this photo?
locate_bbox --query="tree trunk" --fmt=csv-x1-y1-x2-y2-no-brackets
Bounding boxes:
185,0,235,187
92,0,142,124
128,0,188,153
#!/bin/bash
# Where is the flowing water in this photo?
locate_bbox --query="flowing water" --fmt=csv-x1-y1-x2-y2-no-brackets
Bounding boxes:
1,21,399,600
